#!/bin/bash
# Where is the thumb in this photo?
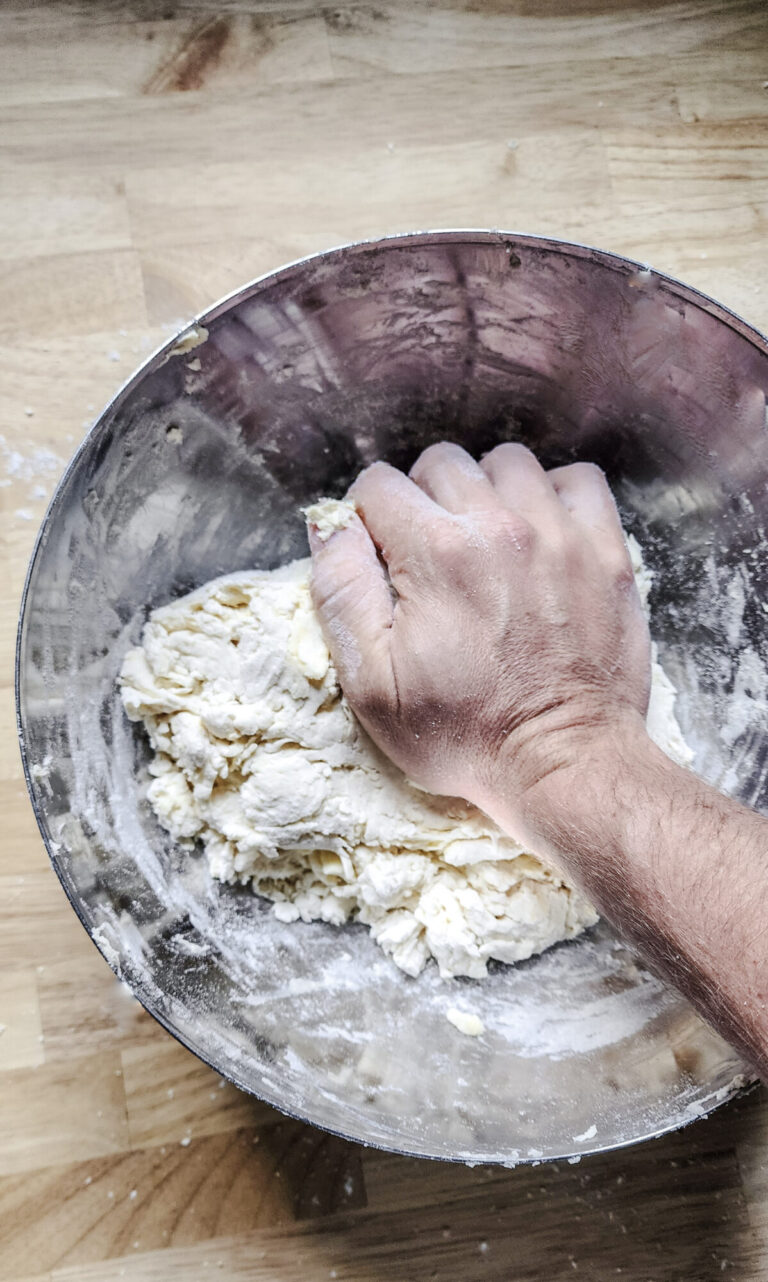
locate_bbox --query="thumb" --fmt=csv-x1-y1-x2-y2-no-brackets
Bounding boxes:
308,512,394,695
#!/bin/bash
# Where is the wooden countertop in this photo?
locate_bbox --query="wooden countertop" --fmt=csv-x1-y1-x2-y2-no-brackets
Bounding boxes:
2,2,768,1278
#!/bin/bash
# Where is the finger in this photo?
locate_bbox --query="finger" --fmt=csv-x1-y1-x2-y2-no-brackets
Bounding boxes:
480,442,561,520
547,462,628,556
349,461,441,559
409,441,498,514
308,513,393,691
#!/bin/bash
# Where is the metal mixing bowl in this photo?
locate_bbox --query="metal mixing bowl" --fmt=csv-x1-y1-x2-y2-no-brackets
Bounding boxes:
17,231,768,1164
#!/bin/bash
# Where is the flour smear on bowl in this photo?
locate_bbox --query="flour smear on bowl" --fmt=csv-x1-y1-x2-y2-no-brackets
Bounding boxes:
120,501,693,980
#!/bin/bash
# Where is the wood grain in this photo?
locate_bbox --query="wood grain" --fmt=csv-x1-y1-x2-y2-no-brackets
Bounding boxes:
0,1050,129,1176
1,1,767,1277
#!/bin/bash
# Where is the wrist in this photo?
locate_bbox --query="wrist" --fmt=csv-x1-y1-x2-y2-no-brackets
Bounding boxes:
476,709,661,868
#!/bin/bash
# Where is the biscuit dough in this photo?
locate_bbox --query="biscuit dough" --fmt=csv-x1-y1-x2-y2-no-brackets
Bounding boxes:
446,1008,486,1036
120,516,692,979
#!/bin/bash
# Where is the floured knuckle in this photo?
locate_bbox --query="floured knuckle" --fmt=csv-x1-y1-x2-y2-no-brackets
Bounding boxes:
568,460,607,488
491,509,535,554
359,459,391,483
410,440,461,479
482,440,536,472
349,459,394,503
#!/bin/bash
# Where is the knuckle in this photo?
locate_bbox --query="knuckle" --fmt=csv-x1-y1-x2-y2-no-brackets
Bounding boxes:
491,509,535,553
481,441,536,474
349,459,393,500
410,441,464,482
569,460,606,486
364,460,391,479
416,440,459,466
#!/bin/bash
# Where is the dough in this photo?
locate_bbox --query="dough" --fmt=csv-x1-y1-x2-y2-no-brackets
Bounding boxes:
120,523,692,979
303,498,358,542
446,1008,485,1036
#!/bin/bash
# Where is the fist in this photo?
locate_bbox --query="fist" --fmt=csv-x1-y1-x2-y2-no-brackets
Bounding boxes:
308,442,650,836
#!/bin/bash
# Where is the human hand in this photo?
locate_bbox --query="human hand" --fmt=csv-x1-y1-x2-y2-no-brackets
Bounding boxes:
308,442,651,841
311,444,768,1077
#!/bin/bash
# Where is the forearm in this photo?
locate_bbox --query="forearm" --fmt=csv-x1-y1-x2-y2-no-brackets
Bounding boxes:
490,725,768,1075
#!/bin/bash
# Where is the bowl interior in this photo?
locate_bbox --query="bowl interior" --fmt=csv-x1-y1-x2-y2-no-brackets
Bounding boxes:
18,232,768,1163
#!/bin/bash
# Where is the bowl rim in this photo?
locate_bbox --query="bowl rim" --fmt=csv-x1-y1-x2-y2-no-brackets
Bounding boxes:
15,228,764,1165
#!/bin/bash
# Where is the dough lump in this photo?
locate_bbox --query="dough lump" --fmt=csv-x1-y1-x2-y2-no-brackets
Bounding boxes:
120,525,692,979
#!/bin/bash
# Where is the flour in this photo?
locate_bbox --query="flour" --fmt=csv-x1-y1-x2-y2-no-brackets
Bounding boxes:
120,524,692,980
0,435,61,483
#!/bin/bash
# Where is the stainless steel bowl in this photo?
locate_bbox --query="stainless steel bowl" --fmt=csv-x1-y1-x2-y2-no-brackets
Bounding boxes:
17,231,768,1165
